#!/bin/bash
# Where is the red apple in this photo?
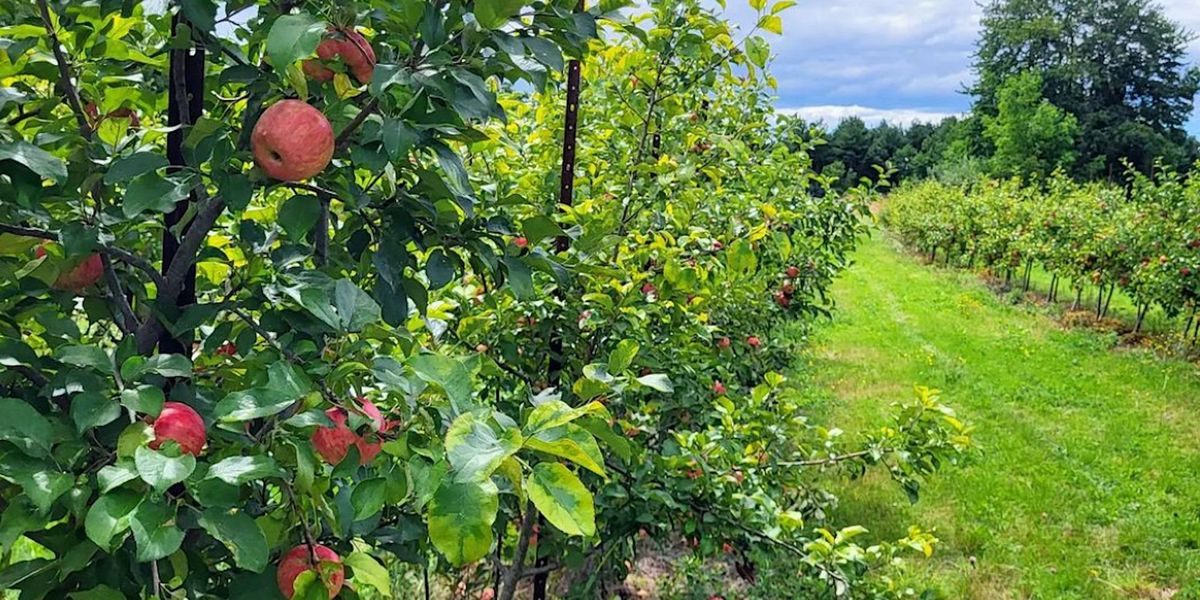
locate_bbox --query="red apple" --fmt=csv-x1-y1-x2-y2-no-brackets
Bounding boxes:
642,282,657,295
481,588,496,600
513,236,529,250
251,100,334,182
37,245,103,292
303,28,376,85
716,337,731,350
713,381,726,395
786,266,800,278
311,408,361,466
746,336,761,349
150,402,206,456
276,544,344,599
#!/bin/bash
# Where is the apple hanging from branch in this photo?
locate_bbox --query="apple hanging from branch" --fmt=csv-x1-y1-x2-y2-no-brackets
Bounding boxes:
276,544,344,599
251,100,334,182
150,402,207,456
303,27,377,85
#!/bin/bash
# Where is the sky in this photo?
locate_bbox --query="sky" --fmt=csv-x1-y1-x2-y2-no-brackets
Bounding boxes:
718,0,1200,133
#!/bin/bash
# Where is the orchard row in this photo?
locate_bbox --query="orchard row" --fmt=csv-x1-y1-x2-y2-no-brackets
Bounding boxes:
886,170,1200,332
0,1,970,599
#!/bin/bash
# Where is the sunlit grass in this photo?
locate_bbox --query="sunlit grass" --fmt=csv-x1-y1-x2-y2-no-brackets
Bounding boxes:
805,231,1200,599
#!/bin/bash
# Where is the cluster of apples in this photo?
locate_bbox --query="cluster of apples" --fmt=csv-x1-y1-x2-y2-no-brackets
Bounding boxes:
144,392,395,599
251,27,376,183
774,265,800,308
310,398,398,467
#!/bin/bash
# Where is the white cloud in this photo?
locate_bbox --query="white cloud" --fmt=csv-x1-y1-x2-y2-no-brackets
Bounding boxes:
778,105,963,126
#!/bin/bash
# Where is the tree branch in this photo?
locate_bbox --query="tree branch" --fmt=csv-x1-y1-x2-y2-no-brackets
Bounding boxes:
497,501,539,600
134,196,227,354
0,223,166,290
335,98,380,148
100,253,139,333
35,0,90,138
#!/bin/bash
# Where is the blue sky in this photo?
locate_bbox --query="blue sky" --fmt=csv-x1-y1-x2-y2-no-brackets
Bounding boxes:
719,0,1200,133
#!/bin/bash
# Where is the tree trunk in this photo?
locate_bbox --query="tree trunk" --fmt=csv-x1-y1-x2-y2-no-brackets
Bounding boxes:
1100,285,1116,319
161,14,204,355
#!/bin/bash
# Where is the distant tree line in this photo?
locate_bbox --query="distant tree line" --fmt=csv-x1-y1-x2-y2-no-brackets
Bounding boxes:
786,0,1200,189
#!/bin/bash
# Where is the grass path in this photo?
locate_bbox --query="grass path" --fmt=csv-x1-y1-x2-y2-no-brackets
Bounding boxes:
810,232,1200,599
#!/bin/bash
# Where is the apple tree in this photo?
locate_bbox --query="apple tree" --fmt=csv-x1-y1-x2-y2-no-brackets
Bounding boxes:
0,0,973,598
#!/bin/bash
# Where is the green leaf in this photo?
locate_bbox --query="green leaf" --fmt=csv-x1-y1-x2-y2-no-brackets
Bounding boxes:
291,571,329,600
770,0,797,13
745,35,769,68
279,195,321,239
134,446,196,493
120,354,193,381
504,256,533,299
55,345,112,373
524,424,607,478
206,455,283,486
130,498,184,562
120,385,165,416
759,14,783,35
445,411,522,482
122,172,192,218
0,559,54,590
426,249,455,290
267,13,327,69
521,215,563,246
69,585,126,600
382,119,419,159
527,462,595,537
97,461,139,494
427,478,499,566
0,140,67,183
71,392,121,433
607,340,639,373
635,373,674,392
214,361,311,421
0,452,74,513
84,490,140,551
285,272,382,333
409,354,473,411
748,0,767,10
351,477,387,520
475,0,525,28
0,398,56,457
579,418,632,463
104,152,168,184
180,0,218,31
523,400,607,436
345,551,391,595
198,508,269,572
117,422,154,459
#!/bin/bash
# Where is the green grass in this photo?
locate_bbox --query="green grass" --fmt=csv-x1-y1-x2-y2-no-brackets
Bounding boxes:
808,232,1200,599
